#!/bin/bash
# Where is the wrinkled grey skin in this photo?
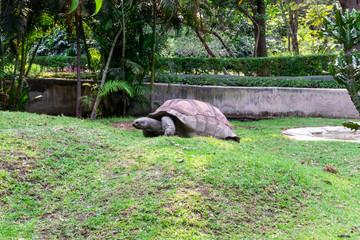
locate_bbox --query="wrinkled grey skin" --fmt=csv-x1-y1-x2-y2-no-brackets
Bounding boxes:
132,116,176,137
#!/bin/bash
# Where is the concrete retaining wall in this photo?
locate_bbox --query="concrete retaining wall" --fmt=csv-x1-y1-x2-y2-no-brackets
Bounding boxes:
25,79,360,119
26,78,92,116
150,83,360,119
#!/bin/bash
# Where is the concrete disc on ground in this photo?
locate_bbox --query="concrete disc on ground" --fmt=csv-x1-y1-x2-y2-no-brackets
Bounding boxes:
283,126,360,143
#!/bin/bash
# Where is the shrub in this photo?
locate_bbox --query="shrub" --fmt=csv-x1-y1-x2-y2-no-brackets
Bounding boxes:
33,56,88,71
157,54,336,77
154,74,344,89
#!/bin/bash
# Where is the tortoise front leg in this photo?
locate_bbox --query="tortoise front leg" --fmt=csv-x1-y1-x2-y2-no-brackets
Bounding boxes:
161,116,176,136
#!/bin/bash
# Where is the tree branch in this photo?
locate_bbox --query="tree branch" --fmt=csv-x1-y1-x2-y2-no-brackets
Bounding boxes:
236,5,260,57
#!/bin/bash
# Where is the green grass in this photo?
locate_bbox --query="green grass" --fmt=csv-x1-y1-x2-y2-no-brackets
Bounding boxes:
0,111,359,239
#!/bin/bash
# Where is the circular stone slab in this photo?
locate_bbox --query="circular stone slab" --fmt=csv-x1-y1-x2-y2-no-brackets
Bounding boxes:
283,126,360,143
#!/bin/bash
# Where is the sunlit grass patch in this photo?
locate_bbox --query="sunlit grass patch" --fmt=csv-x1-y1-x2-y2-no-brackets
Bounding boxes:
0,111,359,239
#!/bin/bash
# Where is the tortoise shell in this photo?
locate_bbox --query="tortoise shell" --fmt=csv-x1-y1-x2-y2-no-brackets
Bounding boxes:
148,99,240,142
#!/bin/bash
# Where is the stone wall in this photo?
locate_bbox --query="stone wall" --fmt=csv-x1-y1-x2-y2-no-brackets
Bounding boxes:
25,79,360,119
26,78,92,116
149,83,360,119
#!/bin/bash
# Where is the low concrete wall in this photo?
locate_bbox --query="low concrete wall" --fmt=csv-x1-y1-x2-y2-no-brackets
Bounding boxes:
25,78,360,119
150,83,360,119
26,78,92,116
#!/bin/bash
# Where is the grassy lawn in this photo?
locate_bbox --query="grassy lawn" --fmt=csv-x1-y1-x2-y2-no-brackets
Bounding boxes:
0,111,359,239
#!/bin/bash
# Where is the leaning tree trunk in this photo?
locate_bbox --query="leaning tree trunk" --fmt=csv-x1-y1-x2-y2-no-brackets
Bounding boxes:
237,6,260,57
25,39,42,77
79,18,93,73
210,30,236,58
210,30,243,72
90,27,123,120
195,29,228,75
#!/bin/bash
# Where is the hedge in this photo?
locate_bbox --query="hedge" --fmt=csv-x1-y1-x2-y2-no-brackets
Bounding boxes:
33,56,87,71
153,74,344,89
156,54,337,77
33,54,336,77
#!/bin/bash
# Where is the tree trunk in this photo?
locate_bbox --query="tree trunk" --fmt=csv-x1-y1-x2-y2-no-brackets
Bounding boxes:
12,39,26,110
0,37,4,94
75,12,82,118
121,0,126,117
121,0,126,80
195,29,216,57
210,30,236,58
90,27,123,120
10,45,19,97
150,0,157,112
339,0,360,12
79,18,93,72
289,9,299,55
279,0,298,55
195,30,228,75
210,30,243,71
25,39,42,77
0,0,3,92
254,0,268,57
237,6,260,57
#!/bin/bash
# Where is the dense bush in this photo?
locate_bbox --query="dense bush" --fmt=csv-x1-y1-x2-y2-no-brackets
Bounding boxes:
33,56,88,71
33,54,336,78
154,74,344,89
28,72,93,79
157,54,336,77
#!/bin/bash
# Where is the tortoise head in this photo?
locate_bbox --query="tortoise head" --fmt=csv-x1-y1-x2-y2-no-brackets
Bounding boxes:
132,117,162,131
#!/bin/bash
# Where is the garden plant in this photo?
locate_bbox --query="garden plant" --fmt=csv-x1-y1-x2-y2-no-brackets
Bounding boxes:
324,4,360,130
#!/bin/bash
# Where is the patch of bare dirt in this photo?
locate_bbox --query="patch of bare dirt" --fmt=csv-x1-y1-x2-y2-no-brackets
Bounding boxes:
0,153,38,179
110,121,135,131
323,164,339,174
233,126,257,129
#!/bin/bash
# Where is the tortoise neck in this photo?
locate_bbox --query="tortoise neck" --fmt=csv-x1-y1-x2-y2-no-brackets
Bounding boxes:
147,118,162,133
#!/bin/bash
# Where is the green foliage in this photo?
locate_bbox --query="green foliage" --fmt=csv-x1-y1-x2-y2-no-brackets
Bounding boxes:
157,54,336,76
28,72,93,79
342,121,360,131
37,27,77,57
68,0,80,14
33,56,88,71
161,30,252,58
155,74,344,88
99,80,134,98
68,0,102,15
324,5,360,115
323,4,360,52
328,50,360,113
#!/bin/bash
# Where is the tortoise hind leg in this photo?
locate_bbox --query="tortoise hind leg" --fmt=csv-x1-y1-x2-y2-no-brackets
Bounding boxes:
161,116,176,136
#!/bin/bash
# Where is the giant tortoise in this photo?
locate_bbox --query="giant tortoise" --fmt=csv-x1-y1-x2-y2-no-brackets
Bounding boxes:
132,99,240,142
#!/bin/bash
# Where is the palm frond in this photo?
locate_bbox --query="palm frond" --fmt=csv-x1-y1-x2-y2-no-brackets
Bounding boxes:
125,59,144,75
134,83,150,95
80,95,95,111
99,80,134,98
